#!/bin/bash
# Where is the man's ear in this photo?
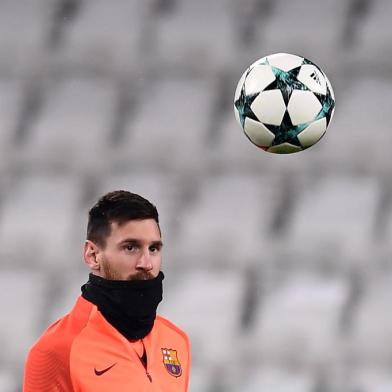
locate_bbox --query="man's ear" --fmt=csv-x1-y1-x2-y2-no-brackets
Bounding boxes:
83,240,101,271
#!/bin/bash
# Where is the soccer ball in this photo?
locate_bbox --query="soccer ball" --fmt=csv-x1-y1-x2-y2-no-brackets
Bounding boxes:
234,53,335,154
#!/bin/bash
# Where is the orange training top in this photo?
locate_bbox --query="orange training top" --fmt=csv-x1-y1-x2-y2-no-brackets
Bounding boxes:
23,296,190,392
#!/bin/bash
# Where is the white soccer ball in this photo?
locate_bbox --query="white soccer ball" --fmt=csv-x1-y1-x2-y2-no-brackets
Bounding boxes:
234,53,335,154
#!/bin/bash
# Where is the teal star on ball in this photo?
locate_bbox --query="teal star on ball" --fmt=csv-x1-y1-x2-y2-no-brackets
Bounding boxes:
234,69,260,129
313,83,335,126
263,111,310,147
263,64,310,106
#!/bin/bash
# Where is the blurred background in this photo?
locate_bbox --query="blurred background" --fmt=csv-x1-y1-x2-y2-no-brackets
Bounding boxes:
0,0,392,390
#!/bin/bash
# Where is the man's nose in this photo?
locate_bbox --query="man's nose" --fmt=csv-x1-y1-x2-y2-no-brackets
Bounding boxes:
136,249,153,270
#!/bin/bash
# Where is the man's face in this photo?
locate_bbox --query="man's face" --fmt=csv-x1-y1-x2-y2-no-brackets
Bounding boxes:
88,219,162,281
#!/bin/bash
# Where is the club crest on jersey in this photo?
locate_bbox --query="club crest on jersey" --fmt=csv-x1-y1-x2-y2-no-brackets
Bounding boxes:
161,348,182,377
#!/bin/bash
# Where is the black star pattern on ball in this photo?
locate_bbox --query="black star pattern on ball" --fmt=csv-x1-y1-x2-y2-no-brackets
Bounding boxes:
313,83,335,126
234,68,260,129
262,60,310,106
263,110,309,148
302,57,324,75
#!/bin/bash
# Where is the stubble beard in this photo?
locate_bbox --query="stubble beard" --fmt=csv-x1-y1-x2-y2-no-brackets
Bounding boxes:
101,259,155,281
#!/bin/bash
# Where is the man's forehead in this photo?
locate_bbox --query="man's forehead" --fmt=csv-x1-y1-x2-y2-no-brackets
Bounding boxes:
109,219,161,239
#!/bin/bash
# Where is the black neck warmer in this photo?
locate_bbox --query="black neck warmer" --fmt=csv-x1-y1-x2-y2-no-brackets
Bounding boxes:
81,271,164,340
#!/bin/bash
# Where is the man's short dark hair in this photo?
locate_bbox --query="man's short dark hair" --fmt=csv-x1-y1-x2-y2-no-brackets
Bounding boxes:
87,190,159,247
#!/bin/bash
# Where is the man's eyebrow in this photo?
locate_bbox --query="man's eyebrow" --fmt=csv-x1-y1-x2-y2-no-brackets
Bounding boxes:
151,240,163,248
119,239,163,247
119,238,140,245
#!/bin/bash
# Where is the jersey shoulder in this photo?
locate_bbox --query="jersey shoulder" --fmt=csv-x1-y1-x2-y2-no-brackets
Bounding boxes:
23,297,93,392
155,314,190,346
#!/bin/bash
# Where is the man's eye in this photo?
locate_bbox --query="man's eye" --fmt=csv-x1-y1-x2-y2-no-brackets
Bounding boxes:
149,246,159,253
125,245,136,251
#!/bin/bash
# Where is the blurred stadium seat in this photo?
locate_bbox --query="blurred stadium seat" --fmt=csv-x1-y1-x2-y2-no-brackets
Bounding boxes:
175,173,280,266
349,368,392,392
0,174,82,268
249,271,349,366
153,0,237,72
352,0,392,67
0,79,24,168
254,0,347,69
287,175,379,260
0,370,17,392
116,77,215,171
0,269,46,367
0,0,51,72
310,77,392,172
61,0,149,70
350,270,392,364
186,366,211,392
240,367,314,392
20,76,116,171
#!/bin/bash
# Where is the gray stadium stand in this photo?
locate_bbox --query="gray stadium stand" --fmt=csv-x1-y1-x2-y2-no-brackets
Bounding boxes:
0,174,82,268
352,0,392,67
186,366,211,392
249,271,349,366
20,76,116,171
175,173,280,266
287,175,379,260
254,0,347,70
240,367,314,392
349,368,392,392
0,269,46,367
311,77,392,172
153,0,237,72
116,77,215,171
0,370,17,392
350,270,392,365
61,0,149,70
0,79,23,168
0,0,51,73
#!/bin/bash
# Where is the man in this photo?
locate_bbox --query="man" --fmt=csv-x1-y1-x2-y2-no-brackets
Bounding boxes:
23,190,190,391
